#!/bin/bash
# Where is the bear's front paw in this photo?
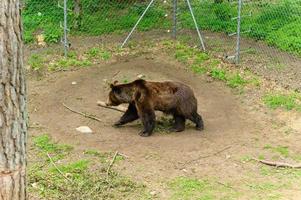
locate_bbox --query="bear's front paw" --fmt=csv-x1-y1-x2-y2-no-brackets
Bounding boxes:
169,127,185,132
196,125,204,131
139,131,151,137
113,121,123,127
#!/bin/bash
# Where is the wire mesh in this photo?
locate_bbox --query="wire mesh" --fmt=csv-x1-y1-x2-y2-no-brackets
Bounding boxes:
22,0,301,62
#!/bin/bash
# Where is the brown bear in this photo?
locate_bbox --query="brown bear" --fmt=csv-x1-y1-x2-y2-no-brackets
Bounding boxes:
106,79,204,137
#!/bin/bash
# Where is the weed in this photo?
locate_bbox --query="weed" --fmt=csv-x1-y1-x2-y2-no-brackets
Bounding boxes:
240,155,252,162
263,92,301,111
86,47,112,61
67,51,77,59
175,50,190,63
264,144,289,157
28,135,150,200
210,68,227,81
49,57,92,71
28,54,44,71
168,177,238,200
122,76,129,83
194,52,210,64
33,134,73,154
33,134,73,161
226,73,247,88
190,64,207,74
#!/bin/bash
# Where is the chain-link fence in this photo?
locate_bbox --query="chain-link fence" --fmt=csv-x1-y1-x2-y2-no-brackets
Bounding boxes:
22,0,301,62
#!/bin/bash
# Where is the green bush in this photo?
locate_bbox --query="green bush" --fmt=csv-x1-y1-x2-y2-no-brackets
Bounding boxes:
267,21,301,56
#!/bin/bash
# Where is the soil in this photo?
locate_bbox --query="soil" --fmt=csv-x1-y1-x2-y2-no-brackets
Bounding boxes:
27,47,301,199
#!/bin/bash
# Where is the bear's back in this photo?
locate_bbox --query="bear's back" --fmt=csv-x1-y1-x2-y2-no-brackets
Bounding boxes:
143,80,196,113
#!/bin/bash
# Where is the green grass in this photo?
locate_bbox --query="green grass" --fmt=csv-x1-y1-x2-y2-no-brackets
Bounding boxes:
264,144,289,157
167,41,251,90
263,92,301,111
29,134,150,200
23,0,301,56
210,68,227,81
168,177,238,200
190,64,207,74
28,54,44,71
226,73,247,88
86,47,112,60
48,57,92,71
33,134,73,161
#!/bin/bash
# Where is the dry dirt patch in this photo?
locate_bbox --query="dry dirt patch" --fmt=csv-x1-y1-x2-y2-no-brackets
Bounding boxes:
28,55,301,199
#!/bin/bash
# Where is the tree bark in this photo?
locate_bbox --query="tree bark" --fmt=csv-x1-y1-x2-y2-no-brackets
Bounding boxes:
0,0,27,199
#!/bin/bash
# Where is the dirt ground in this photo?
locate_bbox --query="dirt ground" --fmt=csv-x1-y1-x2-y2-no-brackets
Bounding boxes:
27,40,301,200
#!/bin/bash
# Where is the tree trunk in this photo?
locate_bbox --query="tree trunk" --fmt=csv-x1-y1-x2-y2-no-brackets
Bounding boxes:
0,0,27,199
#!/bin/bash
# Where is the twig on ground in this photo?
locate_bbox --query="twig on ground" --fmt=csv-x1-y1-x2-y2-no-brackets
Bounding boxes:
184,145,232,166
28,125,45,129
47,153,73,183
252,158,301,168
63,103,103,122
97,101,126,113
106,151,119,180
118,152,129,159
216,181,236,190
112,71,120,78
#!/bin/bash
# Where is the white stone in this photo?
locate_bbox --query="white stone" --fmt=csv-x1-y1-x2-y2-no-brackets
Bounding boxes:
71,81,77,85
76,126,93,134
150,191,157,196
137,74,145,79
31,182,38,188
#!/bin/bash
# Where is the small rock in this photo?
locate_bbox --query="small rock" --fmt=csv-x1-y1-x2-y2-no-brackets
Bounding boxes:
182,169,188,173
31,182,38,188
36,34,46,47
76,126,93,134
137,74,145,79
150,191,157,196
71,81,77,85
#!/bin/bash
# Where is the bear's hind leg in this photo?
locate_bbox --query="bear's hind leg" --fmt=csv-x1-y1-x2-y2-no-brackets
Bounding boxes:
170,114,185,132
188,112,204,131
114,103,139,127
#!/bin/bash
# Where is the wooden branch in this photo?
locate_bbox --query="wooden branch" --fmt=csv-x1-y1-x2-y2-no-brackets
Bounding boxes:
47,153,73,183
106,151,119,180
63,103,103,122
97,101,126,113
252,158,301,168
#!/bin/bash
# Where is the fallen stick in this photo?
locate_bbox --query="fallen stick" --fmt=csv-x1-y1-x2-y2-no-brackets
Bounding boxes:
252,158,301,168
180,146,232,168
106,151,119,180
47,153,73,183
97,101,126,113
63,103,103,122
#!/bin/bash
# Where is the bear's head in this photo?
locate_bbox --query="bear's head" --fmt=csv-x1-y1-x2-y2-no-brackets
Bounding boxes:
106,81,133,106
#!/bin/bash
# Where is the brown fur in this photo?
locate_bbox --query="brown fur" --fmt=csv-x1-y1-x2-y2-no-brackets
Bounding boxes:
107,79,204,137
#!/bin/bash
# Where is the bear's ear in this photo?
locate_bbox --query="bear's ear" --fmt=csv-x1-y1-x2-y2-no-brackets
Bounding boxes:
110,80,119,88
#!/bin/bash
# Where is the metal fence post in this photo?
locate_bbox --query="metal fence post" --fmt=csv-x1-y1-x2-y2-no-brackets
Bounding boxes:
235,0,242,64
173,0,177,39
121,0,156,48
185,0,205,51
